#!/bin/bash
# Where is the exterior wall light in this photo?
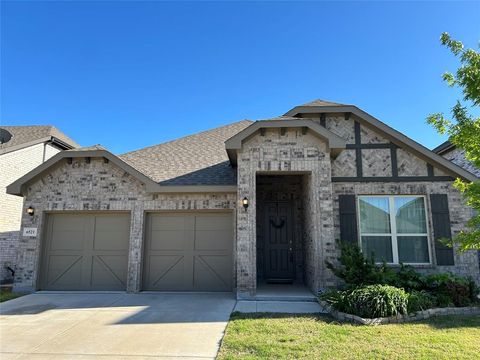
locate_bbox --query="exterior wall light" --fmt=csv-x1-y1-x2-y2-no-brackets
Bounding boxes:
242,197,249,211
26,206,35,216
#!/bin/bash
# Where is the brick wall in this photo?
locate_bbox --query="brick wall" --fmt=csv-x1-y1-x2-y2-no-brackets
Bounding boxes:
0,143,60,282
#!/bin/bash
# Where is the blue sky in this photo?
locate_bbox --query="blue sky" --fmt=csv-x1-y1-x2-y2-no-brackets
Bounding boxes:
1,1,479,154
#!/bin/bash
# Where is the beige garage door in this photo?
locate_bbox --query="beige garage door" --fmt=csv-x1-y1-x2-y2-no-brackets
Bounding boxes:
143,212,233,291
40,213,130,290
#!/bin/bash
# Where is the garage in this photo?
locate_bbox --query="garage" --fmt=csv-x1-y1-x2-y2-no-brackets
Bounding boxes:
143,212,233,291
40,213,130,290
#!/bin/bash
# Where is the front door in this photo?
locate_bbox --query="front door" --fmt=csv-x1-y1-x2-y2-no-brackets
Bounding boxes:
264,201,294,283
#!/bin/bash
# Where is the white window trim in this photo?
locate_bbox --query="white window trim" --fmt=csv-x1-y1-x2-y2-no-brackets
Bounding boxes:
357,195,432,266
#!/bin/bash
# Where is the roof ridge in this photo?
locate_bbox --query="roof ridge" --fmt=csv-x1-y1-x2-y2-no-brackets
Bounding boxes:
120,119,253,156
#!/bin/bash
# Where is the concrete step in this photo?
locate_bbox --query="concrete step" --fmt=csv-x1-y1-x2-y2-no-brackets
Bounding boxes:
254,294,318,302
234,300,328,314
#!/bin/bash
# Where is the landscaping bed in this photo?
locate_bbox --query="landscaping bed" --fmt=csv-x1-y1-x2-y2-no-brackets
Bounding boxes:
319,242,479,324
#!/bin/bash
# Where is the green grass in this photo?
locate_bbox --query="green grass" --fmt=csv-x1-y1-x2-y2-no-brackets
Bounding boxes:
218,312,480,360
0,290,25,303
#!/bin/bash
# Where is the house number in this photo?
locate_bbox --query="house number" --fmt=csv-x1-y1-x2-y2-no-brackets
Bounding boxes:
23,227,37,237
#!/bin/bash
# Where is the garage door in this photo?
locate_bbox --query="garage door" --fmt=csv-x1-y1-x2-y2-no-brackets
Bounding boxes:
40,213,130,290
143,212,233,291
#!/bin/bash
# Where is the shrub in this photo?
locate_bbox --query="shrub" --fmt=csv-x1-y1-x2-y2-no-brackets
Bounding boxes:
424,273,479,307
321,285,409,318
386,264,425,291
407,290,435,313
325,241,393,287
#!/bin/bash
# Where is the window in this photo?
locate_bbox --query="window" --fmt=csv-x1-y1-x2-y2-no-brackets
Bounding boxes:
358,196,430,264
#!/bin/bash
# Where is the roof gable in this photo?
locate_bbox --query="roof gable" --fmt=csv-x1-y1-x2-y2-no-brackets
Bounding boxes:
225,118,347,165
6,147,160,196
284,103,477,182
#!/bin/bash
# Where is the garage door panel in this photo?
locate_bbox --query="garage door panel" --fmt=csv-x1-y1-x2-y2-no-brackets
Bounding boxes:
150,230,189,250
195,230,232,251
93,215,130,251
151,216,193,231
195,215,232,231
41,213,129,290
45,255,83,289
91,256,127,289
50,216,86,251
193,255,232,291
143,212,233,291
147,255,185,290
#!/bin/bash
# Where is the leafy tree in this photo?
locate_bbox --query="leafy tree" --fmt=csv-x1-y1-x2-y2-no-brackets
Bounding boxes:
427,33,480,250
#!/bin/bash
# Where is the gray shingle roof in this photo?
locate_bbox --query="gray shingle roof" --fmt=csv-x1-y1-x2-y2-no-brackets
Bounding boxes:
119,120,252,185
0,125,80,152
300,99,347,107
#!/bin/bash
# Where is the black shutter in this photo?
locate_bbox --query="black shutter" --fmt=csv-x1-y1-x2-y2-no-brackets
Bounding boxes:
339,195,358,244
430,194,455,265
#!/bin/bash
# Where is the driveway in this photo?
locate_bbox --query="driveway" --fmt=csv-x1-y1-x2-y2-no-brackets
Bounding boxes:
0,292,236,359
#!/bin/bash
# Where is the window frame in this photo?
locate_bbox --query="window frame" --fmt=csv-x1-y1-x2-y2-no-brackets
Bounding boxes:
357,195,432,265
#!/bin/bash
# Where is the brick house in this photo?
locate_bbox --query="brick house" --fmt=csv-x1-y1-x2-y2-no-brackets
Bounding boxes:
6,100,480,298
0,126,79,283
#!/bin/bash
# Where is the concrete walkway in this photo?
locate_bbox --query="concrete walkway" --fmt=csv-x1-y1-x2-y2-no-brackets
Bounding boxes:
0,292,236,360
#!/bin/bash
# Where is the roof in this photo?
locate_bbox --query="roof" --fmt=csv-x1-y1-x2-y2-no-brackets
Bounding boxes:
225,118,347,165
299,99,348,107
120,120,252,186
6,100,478,196
0,125,80,155
432,140,455,155
284,102,478,182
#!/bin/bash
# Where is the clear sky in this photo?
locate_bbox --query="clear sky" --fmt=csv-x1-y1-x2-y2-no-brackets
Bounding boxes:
1,1,479,154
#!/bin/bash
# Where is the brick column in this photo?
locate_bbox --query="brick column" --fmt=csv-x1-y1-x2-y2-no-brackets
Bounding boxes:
126,203,145,293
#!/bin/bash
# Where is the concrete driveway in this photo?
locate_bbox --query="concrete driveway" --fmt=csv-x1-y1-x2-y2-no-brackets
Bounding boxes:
0,292,236,359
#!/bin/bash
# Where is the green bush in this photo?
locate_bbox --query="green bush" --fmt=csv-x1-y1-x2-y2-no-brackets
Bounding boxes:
407,290,435,313
424,273,478,307
321,285,409,318
386,264,425,291
325,241,393,287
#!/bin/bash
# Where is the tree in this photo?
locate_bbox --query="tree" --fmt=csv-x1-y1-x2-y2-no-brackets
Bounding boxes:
427,33,480,251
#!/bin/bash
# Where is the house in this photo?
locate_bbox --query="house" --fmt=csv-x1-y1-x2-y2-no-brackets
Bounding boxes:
6,100,480,298
433,141,480,178
0,126,79,283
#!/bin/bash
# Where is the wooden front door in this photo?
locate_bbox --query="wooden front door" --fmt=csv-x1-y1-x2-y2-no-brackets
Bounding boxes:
264,201,295,282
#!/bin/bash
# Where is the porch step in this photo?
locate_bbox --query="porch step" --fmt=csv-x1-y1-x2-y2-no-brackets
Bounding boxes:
254,294,318,302
234,300,327,314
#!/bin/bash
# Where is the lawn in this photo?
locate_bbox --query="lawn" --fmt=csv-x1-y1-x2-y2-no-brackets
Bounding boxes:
218,313,480,360
0,290,24,303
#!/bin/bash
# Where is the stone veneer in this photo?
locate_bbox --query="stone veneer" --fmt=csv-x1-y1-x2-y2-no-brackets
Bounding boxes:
14,157,237,292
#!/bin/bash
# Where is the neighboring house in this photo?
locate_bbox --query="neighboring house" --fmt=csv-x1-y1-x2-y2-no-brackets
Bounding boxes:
433,140,480,269
6,100,480,298
433,141,480,178
0,126,79,283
